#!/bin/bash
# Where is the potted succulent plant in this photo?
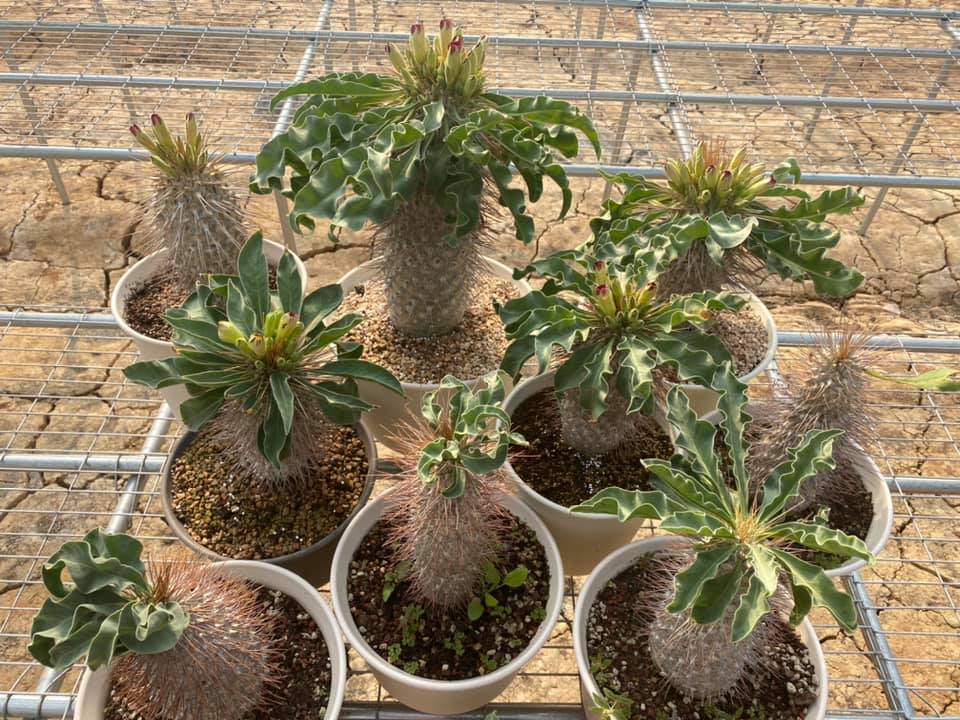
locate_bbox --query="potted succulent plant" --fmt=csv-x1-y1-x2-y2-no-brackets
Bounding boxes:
573,371,872,720
591,142,865,412
112,113,305,411
496,234,745,573
748,323,960,575
125,233,402,585
330,372,564,715
29,529,346,720
250,19,599,446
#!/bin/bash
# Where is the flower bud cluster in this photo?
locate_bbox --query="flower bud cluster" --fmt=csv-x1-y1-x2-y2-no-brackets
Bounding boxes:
662,141,773,215
129,112,209,178
384,19,488,102
218,310,305,372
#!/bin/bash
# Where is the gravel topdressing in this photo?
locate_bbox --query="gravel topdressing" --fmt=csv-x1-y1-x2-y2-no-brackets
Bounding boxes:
708,303,770,376
339,274,516,384
169,425,368,560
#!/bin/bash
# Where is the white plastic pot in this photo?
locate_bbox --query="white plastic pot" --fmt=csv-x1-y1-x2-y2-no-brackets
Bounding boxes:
574,536,828,720
677,292,778,416
337,256,530,450
502,371,653,576
330,489,564,716
111,240,307,418
701,406,894,577
74,560,347,720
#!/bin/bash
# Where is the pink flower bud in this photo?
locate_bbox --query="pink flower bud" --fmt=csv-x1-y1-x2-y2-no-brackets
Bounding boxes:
593,260,605,271
448,37,463,52
440,18,454,29
185,112,194,122
150,113,162,126
706,164,716,173
410,22,424,34
768,176,777,185
722,170,732,178
596,284,609,296
129,124,141,136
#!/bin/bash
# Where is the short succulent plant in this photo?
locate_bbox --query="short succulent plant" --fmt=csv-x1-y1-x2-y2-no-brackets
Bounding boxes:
384,372,526,609
131,113,247,292
251,19,600,337
750,323,960,509
575,370,872,701
496,236,745,456
125,232,402,485
29,529,280,720
591,141,864,298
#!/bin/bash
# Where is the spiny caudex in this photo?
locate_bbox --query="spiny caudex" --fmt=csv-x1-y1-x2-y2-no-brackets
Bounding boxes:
575,370,872,703
251,19,600,337
590,141,864,299
384,372,527,610
124,233,402,486
497,234,744,456
131,113,247,292
750,322,960,511
29,529,280,720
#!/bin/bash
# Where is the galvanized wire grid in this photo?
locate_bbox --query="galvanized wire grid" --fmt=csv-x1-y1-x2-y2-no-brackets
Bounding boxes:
0,0,958,188
0,307,957,719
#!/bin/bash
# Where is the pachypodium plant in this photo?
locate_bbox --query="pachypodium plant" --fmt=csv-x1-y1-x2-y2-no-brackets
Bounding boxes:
124,232,402,485
384,372,527,609
29,529,279,720
574,370,872,701
251,19,600,337
496,236,745,456
590,141,864,298
750,323,960,507
131,113,247,291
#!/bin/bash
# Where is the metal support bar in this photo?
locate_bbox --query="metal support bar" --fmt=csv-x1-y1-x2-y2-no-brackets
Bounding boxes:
0,148,958,189
858,20,958,234
844,572,916,718
639,0,959,19
2,23,958,59
4,73,958,113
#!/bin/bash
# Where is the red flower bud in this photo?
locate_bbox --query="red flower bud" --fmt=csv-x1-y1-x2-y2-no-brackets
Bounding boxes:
440,18,454,29
722,170,732,178
410,22,424,33
150,113,162,126
129,124,141,136
768,176,777,185
448,37,463,52
706,164,716,173
596,284,609,296
593,260,605,271
185,112,194,122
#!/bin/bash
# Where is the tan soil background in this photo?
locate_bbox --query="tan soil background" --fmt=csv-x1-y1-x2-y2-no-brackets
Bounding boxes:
1,0,959,716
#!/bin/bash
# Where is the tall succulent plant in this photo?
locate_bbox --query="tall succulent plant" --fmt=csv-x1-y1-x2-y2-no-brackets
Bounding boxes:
575,371,871,701
591,141,864,298
497,236,744,456
29,529,279,720
125,233,402,486
131,113,247,292
251,20,600,337
384,372,526,609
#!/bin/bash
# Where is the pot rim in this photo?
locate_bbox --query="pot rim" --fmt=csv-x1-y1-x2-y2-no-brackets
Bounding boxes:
573,535,828,720
159,418,378,567
110,239,307,350
337,255,531,392
330,489,565,692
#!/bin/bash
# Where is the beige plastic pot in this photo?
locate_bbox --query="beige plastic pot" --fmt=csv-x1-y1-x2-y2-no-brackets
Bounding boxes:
111,240,307,418
337,256,530,450
159,418,378,587
677,292,778,416
574,536,829,720
74,559,347,720
503,370,655,576
330,489,564,716
701,406,894,577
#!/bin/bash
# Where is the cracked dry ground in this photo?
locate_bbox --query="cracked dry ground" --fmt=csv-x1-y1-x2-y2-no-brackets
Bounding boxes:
1,158,959,711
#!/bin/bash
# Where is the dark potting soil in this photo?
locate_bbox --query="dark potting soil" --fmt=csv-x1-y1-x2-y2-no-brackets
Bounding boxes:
587,553,819,720
798,463,874,569
169,425,367,559
348,517,550,681
123,270,186,341
508,389,674,507
123,266,279,342
105,587,333,720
